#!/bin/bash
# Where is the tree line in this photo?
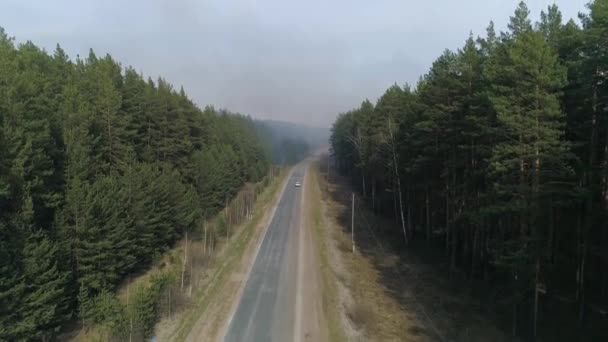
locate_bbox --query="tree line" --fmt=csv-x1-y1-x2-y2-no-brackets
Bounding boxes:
255,120,330,165
330,1,607,339
0,28,272,341
256,122,310,165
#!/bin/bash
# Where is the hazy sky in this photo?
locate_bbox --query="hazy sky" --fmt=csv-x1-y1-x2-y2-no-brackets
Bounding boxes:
0,0,589,127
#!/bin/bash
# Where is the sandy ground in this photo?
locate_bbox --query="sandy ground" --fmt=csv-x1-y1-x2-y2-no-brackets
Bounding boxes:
297,163,329,342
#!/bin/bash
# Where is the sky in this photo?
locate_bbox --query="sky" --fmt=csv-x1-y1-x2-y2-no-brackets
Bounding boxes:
0,0,589,127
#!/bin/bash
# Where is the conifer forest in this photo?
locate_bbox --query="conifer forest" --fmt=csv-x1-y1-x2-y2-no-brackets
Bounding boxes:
331,1,608,339
0,26,311,340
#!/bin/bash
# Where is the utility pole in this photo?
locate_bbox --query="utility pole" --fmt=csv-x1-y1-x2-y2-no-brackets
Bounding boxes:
181,230,188,291
327,155,330,181
352,192,355,254
225,195,229,239
203,220,207,256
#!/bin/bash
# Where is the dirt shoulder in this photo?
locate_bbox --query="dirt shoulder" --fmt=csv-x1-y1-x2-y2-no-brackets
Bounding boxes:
295,162,330,342
306,161,350,341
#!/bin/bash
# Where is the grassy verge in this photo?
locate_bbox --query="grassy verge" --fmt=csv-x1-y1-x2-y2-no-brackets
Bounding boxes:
309,162,346,342
320,161,514,342
317,158,420,341
170,168,288,341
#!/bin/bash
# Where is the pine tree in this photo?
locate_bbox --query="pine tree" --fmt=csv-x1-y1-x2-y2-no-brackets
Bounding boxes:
76,177,134,292
0,221,25,341
0,26,273,338
21,230,69,340
538,4,564,49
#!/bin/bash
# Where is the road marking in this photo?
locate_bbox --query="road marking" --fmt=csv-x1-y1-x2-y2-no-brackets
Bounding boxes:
220,168,294,342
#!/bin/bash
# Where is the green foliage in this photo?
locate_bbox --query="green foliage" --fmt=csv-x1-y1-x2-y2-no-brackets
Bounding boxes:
89,290,127,337
0,27,271,340
20,231,70,340
330,1,608,339
126,273,172,340
0,222,26,341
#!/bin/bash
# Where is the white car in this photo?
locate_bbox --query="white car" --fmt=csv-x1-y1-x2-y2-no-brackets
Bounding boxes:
295,181,301,187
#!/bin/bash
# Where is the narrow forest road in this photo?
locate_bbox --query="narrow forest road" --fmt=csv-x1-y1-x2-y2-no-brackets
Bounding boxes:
219,160,327,342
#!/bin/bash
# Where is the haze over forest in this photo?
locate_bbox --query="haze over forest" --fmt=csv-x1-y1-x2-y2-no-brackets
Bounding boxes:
0,0,585,127
2,1,606,341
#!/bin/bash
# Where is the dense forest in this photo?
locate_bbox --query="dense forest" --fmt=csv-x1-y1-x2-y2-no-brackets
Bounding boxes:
331,1,607,339
0,28,275,340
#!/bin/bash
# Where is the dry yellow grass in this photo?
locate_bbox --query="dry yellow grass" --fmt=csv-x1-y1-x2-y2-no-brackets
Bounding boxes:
317,161,431,342
308,163,347,342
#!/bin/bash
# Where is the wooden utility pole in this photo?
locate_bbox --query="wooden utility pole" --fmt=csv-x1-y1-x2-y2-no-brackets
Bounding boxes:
203,221,207,256
352,192,355,254
327,155,330,181
225,195,229,239
189,250,194,298
181,230,187,291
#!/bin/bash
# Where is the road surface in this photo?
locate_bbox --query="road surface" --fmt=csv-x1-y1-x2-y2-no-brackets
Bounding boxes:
223,163,308,342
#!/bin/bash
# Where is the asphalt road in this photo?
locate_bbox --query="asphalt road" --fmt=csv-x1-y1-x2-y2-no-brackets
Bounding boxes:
223,164,306,342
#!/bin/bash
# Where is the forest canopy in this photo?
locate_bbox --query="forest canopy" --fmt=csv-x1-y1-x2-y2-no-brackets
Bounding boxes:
0,27,282,340
330,1,608,339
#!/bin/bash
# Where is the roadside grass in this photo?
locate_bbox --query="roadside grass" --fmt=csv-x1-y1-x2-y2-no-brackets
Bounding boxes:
346,301,375,332
309,163,346,342
320,160,515,342
170,168,288,341
317,160,425,342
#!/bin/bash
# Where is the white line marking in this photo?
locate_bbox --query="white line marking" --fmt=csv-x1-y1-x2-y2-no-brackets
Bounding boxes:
220,167,295,342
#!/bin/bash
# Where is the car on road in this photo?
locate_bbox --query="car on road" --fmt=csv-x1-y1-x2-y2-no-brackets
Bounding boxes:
295,181,301,187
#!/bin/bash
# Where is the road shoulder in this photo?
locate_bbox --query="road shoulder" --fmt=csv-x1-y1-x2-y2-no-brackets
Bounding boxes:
294,162,330,342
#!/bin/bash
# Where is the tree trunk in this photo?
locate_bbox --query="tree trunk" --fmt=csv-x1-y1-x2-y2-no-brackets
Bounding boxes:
578,242,587,327
445,178,450,255
225,196,229,239
396,176,408,245
548,202,555,262
471,226,479,280
426,186,431,243
450,221,457,275
389,117,408,245
407,186,413,239
393,181,399,223
512,302,518,337
362,173,366,198
372,177,376,212
533,258,540,340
